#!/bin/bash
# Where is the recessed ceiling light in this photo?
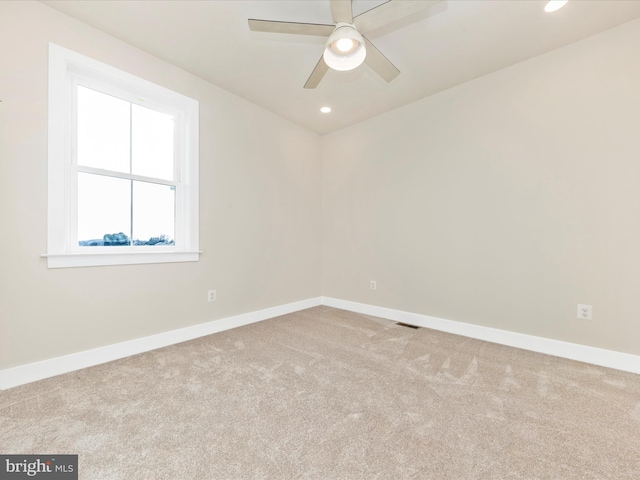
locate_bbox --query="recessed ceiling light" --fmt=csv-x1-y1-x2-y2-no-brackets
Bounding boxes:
544,0,568,13
320,106,331,114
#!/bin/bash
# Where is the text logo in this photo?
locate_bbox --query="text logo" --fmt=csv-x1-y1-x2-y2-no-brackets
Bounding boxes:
0,456,77,480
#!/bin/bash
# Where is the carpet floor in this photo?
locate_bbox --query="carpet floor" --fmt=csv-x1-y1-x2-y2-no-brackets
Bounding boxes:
1,306,639,479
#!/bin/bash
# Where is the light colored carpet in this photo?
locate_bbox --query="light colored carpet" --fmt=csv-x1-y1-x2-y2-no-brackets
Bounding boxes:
1,306,639,479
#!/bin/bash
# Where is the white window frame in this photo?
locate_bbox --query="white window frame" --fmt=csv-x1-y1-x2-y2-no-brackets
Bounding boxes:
46,43,199,268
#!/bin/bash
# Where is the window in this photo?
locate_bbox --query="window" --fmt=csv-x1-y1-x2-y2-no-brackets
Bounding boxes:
47,44,199,268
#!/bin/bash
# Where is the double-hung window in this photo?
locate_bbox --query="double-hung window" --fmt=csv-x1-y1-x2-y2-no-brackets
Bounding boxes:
47,44,199,268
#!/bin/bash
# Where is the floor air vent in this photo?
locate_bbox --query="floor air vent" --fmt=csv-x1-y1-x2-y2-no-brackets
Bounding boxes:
396,322,420,329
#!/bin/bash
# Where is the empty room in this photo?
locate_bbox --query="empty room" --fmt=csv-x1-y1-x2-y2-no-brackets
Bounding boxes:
1,0,639,478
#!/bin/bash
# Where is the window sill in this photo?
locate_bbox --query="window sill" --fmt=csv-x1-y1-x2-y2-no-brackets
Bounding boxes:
42,251,201,268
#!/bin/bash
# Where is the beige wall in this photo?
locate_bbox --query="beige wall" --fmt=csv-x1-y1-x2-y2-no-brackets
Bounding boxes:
322,17,640,356
0,1,321,369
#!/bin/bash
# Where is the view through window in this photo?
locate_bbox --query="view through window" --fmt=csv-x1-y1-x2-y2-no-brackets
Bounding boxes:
76,86,176,247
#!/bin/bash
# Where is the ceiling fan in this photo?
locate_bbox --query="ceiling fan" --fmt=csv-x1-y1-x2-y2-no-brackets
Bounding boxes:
248,0,441,89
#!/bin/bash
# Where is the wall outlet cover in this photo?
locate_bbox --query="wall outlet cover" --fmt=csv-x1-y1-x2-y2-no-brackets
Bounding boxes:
577,304,592,320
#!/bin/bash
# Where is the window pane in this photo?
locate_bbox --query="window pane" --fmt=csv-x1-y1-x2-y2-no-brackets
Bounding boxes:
78,173,131,246
132,104,174,180
132,181,175,246
77,86,131,173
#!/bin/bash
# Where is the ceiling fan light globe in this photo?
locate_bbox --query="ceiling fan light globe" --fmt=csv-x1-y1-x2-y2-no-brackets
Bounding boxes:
323,45,366,71
323,22,367,72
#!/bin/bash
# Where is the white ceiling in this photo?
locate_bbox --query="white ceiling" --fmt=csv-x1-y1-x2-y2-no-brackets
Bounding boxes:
43,0,640,135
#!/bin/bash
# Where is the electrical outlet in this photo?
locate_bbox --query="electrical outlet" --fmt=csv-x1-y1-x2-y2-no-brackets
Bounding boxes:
208,290,217,302
370,280,376,290
577,304,592,320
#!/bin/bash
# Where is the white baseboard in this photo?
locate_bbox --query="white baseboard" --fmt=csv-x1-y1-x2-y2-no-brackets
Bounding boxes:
0,297,322,390
3,295,638,390
321,297,640,375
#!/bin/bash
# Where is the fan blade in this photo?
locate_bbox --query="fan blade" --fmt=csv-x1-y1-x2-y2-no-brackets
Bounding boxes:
248,19,334,37
354,0,441,34
363,37,400,83
304,56,330,89
330,0,353,23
